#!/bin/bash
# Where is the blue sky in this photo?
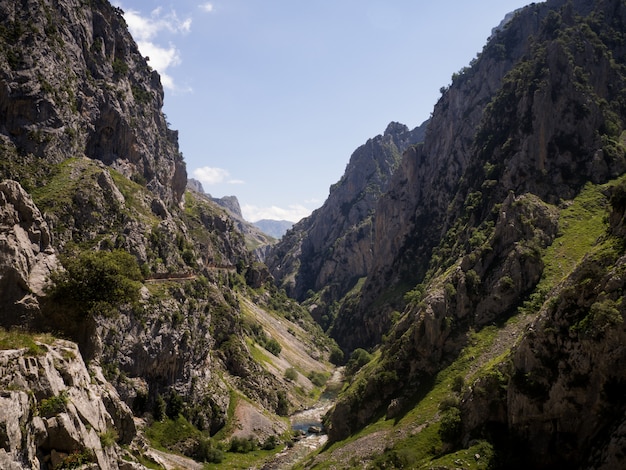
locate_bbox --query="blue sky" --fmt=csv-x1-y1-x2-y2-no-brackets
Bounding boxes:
117,0,533,222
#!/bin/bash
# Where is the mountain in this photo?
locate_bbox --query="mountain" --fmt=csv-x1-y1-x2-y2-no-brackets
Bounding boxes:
186,179,276,258
297,0,626,468
266,121,427,329
3,0,626,468
253,219,293,239
0,1,334,468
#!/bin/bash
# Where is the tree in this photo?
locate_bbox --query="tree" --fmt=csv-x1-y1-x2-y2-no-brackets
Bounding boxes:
48,249,143,317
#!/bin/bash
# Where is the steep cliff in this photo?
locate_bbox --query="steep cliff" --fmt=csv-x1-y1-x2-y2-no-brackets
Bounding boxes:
314,0,626,468
266,121,426,329
0,0,186,206
0,1,334,468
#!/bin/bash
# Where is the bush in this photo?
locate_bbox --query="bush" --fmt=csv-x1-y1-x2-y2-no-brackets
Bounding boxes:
262,435,280,450
284,367,298,381
166,391,184,419
308,371,329,387
329,345,344,365
38,391,68,418
276,391,289,416
229,436,257,453
48,249,143,317
345,348,372,376
99,428,118,448
154,394,166,421
195,436,223,463
439,406,462,443
264,338,282,356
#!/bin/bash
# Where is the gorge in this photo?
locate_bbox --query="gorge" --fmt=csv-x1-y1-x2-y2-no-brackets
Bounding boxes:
2,0,626,469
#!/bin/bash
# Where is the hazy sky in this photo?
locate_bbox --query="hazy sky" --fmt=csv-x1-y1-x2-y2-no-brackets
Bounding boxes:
116,0,533,222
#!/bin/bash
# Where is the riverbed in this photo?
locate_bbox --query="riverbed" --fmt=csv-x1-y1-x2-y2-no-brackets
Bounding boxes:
261,368,343,469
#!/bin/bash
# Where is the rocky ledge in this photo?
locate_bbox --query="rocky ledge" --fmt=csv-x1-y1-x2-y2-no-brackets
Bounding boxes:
0,338,137,470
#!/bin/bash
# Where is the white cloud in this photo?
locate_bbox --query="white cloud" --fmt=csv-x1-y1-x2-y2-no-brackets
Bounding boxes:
122,7,191,90
193,167,245,187
193,167,230,185
199,2,214,13
241,204,312,223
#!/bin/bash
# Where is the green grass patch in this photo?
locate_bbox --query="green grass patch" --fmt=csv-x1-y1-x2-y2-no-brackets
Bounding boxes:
540,181,609,289
0,328,54,355
30,157,93,211
109,168,157,223
202,445,284,470
146,415,200,450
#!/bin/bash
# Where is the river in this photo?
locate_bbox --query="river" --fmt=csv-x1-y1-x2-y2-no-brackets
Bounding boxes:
261,368,343,469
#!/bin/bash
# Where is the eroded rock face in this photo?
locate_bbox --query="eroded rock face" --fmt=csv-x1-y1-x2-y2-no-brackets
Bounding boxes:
266,121,427,325
0,0,186,205
0,180,58,327
0,340,136,470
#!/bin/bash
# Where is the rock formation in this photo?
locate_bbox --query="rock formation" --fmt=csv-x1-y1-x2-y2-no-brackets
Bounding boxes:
0,0,186,206
0,180,58,327
0,339,135,470
266,121,426,328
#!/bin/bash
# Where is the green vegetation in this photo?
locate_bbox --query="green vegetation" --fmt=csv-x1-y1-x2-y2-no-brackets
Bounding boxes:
38,391,69,418
56,448,96,469
264,338,282,356
284,367,298,381
99,428,118,448
345,348,372,376
111,57,128,75
0,328,53,355
318,325,502,468
48,249,143,318
540,182,609,288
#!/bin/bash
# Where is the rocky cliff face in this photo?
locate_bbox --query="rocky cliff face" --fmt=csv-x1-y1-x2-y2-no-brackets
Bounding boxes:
0,180,58,328
0,338,135,470
330,0,626,352
318,0,626,467
0,0,186,206
266,121,426,328
0,0,333,467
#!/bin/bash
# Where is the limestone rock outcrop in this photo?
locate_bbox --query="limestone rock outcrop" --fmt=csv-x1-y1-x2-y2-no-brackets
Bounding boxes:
0,180,58,327
266,121,426,327
0,0,186,205
0,339,136,470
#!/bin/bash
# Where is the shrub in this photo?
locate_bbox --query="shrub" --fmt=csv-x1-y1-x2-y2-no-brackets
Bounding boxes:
439,406,462,442
195,436,223,463
329,345,344,365
154,394,166,421
59,448,95,468
345,348,372,376
48,249,143,317
284,367,298,381
99,428,118,448
262,434,280,450
112,57,128,75
38,391,68,418
166,391,184,419
229,436,257,453
308,371,329,387
276,391,289,416
264,338,282,356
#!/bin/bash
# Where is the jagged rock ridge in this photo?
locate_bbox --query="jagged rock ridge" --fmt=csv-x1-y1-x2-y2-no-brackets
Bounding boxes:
0,0,335,468
266,120,426,328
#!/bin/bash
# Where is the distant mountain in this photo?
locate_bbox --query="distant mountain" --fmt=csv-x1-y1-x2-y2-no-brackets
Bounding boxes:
253,219,293,239
187,179,277,258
